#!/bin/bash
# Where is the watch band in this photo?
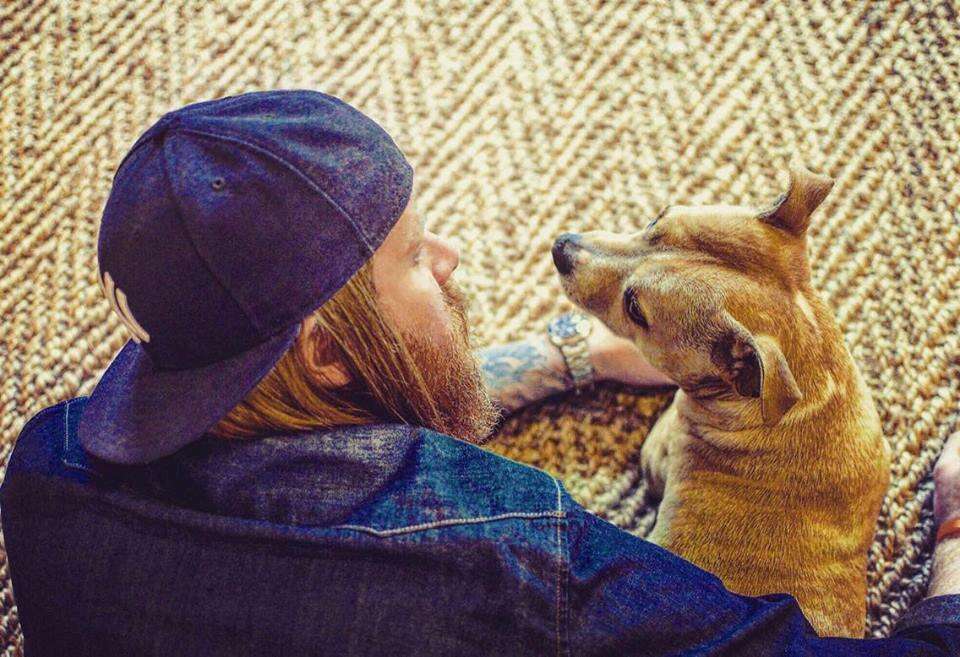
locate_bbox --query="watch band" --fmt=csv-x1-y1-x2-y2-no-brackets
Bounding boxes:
547,312,596,392
559,335,594,391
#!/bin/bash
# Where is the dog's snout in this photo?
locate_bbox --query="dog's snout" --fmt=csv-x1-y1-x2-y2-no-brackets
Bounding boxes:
552,233,582,275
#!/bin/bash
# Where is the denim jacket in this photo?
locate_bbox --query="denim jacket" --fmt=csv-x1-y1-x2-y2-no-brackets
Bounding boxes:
2,395,959,656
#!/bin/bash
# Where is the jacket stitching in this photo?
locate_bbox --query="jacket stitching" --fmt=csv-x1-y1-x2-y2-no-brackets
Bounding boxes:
15,398,73,442
556,502,561,657
553,478,566,657
332,511,564,538
60,399,99,477
552,476,562,512
61,398,80,469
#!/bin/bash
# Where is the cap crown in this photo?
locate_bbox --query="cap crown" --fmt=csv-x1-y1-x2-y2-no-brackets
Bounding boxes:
97,90,413,370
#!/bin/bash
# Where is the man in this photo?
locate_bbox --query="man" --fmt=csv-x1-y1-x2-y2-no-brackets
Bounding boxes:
7,90,960,655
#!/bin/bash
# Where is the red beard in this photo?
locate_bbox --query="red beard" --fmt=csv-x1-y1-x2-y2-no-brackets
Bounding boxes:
398,278,500,444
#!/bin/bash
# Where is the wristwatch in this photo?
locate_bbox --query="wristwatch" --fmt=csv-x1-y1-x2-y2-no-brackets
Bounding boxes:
547,311,596,392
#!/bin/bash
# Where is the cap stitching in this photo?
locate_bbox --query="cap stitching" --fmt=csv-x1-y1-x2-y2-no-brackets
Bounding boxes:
175,126,376,255
112,117,173,181
111,91,303,183
157,137,265,335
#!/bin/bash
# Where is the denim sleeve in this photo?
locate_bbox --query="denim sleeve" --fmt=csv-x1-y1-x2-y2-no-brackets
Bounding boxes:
564,499,960,656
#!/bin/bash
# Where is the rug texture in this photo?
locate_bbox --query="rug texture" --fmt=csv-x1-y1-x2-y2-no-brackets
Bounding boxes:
1,0,958,653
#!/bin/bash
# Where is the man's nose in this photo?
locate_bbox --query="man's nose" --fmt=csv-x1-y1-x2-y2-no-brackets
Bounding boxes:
435,237,460,284
552,233,583,275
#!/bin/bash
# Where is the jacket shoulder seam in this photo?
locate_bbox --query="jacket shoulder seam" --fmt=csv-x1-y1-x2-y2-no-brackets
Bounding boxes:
419,427,564,497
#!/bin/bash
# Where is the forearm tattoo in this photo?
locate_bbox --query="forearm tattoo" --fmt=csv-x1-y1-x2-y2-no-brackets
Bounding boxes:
477,337,573,413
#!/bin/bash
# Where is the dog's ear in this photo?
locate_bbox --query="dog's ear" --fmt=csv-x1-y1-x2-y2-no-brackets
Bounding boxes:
711,316,802,425
759,164,834,235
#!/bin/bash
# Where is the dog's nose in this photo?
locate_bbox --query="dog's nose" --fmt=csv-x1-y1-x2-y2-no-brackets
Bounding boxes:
552,233,582,275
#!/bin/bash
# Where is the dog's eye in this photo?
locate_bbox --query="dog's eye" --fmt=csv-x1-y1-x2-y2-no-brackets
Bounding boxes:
623,289,649,329
647,205,670,230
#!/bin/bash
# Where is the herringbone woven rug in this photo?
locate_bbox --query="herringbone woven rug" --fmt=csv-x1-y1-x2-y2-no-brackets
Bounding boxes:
1,1,958,652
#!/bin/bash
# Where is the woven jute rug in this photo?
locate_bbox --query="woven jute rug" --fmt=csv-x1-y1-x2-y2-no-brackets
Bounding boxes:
2,1,958,652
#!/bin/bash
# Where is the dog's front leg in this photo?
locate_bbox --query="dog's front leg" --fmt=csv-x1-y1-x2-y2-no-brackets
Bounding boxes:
641,397,680,501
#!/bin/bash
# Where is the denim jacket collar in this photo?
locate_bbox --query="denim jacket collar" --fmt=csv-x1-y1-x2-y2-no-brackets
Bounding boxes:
125,423,421,526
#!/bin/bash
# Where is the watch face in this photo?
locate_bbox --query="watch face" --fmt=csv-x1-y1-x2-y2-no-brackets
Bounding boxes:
551,315,578,339
550,312,591,341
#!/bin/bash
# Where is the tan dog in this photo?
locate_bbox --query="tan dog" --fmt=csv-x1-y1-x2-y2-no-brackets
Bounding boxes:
552,165,891,637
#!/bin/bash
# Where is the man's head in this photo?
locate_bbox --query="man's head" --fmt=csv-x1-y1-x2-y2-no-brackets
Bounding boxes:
208,193,501,444
79,90,501,465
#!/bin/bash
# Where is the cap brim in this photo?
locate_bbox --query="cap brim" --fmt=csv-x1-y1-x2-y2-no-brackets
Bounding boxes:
78,323,301,464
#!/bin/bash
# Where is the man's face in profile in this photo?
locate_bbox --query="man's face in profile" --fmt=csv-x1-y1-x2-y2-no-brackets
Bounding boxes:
366,191,500,442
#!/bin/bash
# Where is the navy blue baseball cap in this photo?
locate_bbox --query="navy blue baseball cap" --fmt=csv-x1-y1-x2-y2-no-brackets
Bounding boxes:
78,89,413,464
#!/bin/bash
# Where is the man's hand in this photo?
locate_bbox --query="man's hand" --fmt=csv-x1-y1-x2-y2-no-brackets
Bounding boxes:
586,317,675,388
927,431,960,598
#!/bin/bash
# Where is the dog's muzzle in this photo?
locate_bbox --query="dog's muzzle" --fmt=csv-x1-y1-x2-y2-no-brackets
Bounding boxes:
552,233,583,275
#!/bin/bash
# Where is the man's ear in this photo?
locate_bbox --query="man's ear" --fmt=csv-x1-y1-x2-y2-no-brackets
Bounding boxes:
710,315,802,425
299,316,351,387
759,164,834,235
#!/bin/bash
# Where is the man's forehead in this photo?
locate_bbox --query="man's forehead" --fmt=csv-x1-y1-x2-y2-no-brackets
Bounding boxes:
405,197,426,234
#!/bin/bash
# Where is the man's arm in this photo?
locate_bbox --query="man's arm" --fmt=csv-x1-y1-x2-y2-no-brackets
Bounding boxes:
478,335,572,412
890,431,960,638
563,493,960,655
477,316,674,413
929,431,960,599
928,539,960,598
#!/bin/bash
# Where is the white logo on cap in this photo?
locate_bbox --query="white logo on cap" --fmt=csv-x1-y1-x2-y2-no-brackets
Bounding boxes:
100,270,151,344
